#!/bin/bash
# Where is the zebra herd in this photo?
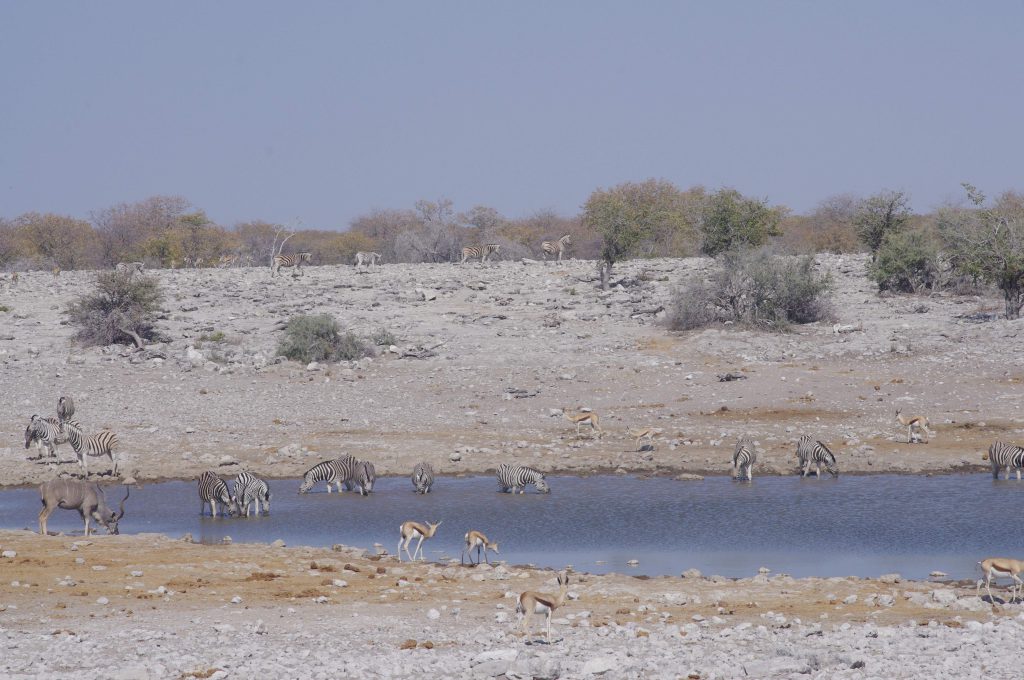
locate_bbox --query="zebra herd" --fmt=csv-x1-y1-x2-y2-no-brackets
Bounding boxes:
24,396,120,475
732,433,840,482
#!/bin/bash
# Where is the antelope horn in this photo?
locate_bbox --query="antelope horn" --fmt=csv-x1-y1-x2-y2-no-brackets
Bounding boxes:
117,485,130,520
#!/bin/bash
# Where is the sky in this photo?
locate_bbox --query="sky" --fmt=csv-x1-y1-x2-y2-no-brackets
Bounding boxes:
1,1,1022,230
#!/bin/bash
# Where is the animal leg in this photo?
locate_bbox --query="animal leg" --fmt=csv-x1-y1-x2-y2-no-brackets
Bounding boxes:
986,571,996,603
415,535,425,560
39,505,54,535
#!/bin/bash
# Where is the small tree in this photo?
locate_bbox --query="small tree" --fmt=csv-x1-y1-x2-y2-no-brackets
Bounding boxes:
939,184,1024,319
582,179,695,289
67,272,164,348
276,314,373,363
699,188,785,256
854,190,911,259
868,230,941,293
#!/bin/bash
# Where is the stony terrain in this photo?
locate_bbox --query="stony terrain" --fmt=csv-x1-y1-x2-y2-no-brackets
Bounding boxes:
1,530,1021,679
0,255,1019,488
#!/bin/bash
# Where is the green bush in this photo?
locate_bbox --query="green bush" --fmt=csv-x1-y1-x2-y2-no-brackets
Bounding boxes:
67,271,164,347
668,249,834,331
199,330,226,343
371,327,397,346
276,314,373,363
868,230,940,293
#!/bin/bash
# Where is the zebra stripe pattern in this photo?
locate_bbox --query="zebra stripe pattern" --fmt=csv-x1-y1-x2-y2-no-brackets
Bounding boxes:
541,234,571,262
460,244,500,263
732,437,757,481
198,471,234,517
986,441,1024,480
411,462,435,494
24,415,68,459
233,471,271,516
496,463,550,494
298,455,359,493
351,460,377,496
115,261,145,275
354,251,382,267
271,252,312,277
57,395,75,423
796,435,839,478
63,421,119,475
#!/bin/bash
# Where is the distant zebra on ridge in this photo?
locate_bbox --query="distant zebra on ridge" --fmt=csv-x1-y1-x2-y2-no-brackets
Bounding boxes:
541,234,571,262
298,455,359,493
63,421,119,475
795,435,839,478
732,436,757,481
271,252,312,277
198,471,235,517
496,463,550,494
411,462,435,494
984,441,1024,480
460,244,500,264
354,251,382,267
233,471,271,516
115,261,145,276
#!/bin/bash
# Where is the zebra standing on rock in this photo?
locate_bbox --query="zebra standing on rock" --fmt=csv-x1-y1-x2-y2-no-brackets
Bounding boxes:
271,252,312,277
198,471,235,517
24,415,69,460
350,460,377,496
795,435,839,478
541,234,571,262
411,462,435,494
496,463,550,494
298,455,359,493
63,421,119,475
460,244,500,264
233,471,271,516
984,442,1024,480
732,436,757,481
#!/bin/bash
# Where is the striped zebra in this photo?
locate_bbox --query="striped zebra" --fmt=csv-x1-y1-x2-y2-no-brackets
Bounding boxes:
115,261,144,276
198,471,235,517
350,460,377,496
232,471,271,516
57,395,75,423
298,455,359,493
496,463,550,494
795,435,839,478
24,415,69,460
460,244,500,264
541,234,571,262
63,421,119,475
411,462,435,494
271,252,312,277
984,441,1024,480
732,436,757,481
354,251,382,267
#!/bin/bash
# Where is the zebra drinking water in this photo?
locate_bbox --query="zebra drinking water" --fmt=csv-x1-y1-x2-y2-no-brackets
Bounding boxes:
298,455,359,493
984,441,1024,480
411,462,435,494
198,471,235,517
795,435,839,478
233,471,271,516
732,436,757,481
350,460,377,496
496,463,550,494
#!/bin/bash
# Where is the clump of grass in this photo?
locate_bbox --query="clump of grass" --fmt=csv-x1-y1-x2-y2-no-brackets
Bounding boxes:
199,330,226,343
276,313,373,363
0,305,10,313
371,327,398,346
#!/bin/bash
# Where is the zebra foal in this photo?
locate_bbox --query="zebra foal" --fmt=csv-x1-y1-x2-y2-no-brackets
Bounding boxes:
411,462,435,494
795,435,839,478
198,471,235,517
496,463,550,494
233,471,271,516
460,244,500,263
271,252,312,277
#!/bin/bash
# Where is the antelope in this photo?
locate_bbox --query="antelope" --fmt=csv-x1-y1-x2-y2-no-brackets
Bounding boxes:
39,479,129,536
895,408,931,443
517,571,570,643
628,427,660,451
462,530,499,565
397,520,442,562
52,266,61,279
10,272,18,284
977,557,1024,604
562,408,603,438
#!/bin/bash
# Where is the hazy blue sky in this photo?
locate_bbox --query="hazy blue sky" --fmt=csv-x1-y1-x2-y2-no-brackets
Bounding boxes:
2,2,1021,229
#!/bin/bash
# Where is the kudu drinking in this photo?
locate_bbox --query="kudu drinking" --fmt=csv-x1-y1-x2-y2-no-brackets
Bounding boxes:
38,479,129,536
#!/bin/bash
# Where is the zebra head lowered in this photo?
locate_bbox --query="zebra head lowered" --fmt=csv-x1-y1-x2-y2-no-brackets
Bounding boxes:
38,479,129,536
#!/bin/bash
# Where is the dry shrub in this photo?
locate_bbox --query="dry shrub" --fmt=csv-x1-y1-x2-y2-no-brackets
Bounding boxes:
66,271,164,347
276,313,374,363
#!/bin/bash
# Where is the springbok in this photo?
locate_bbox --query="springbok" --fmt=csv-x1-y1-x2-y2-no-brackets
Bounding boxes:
517,571,570,643
628,427,659,451
398,520,442,562
977,557,1024,604
462,530,499,565
895,408,931,443
562,408,603,438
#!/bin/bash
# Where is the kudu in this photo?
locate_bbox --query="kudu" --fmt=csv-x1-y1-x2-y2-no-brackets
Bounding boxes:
39,479,129,536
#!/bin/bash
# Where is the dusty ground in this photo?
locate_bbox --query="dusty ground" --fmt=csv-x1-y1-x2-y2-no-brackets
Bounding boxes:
0,255,1019,488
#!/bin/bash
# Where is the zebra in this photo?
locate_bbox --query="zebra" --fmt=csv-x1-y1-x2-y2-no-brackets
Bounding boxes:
114,261,145,276
496,463,550,494
198,471,235,517
354,251,382,267
984,441,1024,480
349,460,377,496
217,254,238,268
541,234,571,262
460,244,500,264
271,252,312,277
795,435,839,478
232,471,271,516
24,415,69,460
183,257,193,268
411,462,435,494
62,420,119,475
732,436,757,481
298,455,359,493
57,395,75,423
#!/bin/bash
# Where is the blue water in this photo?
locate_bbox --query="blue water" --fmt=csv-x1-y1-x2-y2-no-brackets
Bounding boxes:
3,474,1022,580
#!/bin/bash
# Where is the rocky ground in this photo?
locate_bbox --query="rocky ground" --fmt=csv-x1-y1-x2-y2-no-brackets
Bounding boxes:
1,530,1020,679
1,255,1020,489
